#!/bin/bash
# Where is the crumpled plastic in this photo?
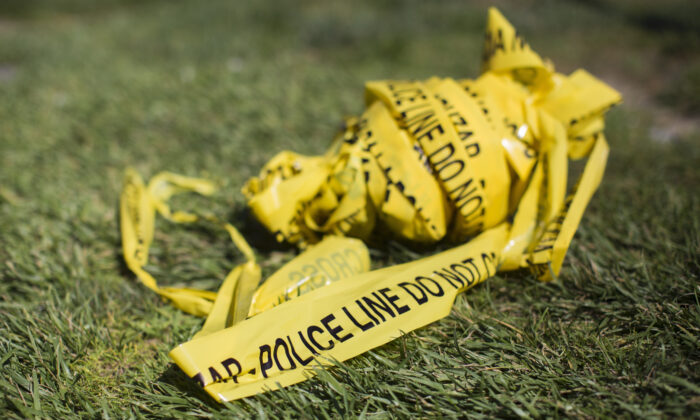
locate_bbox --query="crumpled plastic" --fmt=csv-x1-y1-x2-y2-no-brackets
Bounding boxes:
120,8,621,403
242,8,620,278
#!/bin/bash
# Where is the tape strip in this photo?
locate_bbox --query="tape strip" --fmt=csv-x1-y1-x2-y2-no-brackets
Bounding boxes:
170,225,506,401
120,169,261,324
118,7,621,402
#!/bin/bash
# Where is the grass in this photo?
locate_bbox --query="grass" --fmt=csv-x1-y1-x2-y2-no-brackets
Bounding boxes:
0,0,698,418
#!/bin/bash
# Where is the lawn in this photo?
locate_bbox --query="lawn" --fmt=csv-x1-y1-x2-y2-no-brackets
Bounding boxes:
0,0,698,418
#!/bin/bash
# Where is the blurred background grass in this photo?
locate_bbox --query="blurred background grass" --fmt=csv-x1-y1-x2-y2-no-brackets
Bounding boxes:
0,0,698,418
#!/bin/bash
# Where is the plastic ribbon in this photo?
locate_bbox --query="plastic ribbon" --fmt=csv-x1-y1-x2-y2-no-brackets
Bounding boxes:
120,8,621,402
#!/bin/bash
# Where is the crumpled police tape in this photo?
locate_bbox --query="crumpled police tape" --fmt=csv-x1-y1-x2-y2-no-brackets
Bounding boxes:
120,8,621,402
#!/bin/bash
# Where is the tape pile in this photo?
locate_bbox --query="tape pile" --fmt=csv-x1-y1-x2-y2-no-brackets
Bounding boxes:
120,8,621,402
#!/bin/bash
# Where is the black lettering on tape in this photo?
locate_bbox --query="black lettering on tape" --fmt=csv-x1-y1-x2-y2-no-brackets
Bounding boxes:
428,143,455,168
362,293,395,322
415,276,444,297
259,344,273,378
481,252,496,277
416,123,445,142
343,305,375,331
321,314,354,343
405,110,439,139
392,86,424,103
433,268,464,289
356,299,379,325
298,330,319,356
287,335,313,366
398,281,429,305
378,287,410,314
449,179,477,209
208,366,223,383
436,159,465,183
462,258,482,282
460,195,484,218
465,142,480,157
307,325,334,351
273,337,297,371
221,358,241,383
450,263,475,286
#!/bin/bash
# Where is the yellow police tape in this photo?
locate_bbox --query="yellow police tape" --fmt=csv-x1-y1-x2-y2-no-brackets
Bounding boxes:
120,8,621,402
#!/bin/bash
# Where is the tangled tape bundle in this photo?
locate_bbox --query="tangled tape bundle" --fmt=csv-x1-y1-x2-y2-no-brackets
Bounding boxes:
120,8,621,402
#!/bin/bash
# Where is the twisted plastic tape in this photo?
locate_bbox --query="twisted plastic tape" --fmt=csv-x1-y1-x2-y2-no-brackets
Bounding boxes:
120,8,621,402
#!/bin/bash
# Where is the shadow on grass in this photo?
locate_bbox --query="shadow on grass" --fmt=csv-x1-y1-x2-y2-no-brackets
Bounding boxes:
157,363,222,410
113,199,135,281
229,205,294,253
